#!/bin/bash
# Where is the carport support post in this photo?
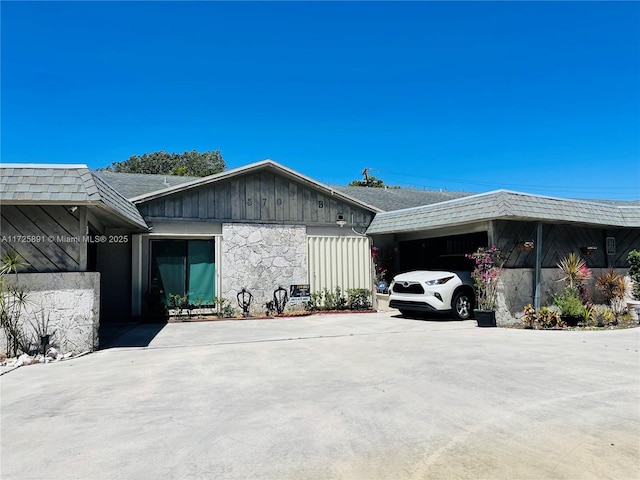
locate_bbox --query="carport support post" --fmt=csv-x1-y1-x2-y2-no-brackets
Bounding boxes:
534,222,543,310
78,206,88,271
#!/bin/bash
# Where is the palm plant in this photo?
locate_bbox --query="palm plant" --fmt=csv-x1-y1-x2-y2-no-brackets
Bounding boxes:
557,252,590,290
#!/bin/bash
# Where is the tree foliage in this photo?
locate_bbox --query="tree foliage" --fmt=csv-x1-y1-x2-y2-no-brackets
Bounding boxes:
348,175,386,188
348,167,398,188
105,150,225,177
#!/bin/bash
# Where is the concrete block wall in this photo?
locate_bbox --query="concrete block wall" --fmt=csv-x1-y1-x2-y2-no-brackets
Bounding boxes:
1,272,100,355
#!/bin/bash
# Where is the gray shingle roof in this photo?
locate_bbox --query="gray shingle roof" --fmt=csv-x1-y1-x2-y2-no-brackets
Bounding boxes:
366,190,640,234
93,171,200,199
332,186,471,211
1,164,148,230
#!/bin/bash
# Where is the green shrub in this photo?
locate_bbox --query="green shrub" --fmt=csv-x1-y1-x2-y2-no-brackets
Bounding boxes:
303,287,372,312
303,292,323,312
627,250,640,300
553,288,587,318
521,304,564,329
538,307,564,329
323,287,347,311
585,305,616,327
168,293,190,317
346,288,372,310
214,298,236,318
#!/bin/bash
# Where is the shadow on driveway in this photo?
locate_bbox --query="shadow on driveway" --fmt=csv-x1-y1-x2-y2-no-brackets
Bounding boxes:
391,312,466,323
99,323,167,349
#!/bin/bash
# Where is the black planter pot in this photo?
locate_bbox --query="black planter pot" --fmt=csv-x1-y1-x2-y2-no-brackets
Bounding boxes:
474,309,496,327
561,315,582,327
40,334,50,355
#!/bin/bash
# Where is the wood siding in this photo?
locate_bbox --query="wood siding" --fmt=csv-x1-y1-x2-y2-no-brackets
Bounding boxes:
0,205,83,272
137,171,373,227
494,220,640,269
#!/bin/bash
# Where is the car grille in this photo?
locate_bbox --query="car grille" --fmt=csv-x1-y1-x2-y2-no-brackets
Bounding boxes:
392,282,424,294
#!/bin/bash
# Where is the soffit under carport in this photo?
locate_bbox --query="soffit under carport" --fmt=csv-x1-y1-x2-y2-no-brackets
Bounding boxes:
393,222,492,242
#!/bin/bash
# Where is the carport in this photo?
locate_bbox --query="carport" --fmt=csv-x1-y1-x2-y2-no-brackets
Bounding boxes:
366,190,640,321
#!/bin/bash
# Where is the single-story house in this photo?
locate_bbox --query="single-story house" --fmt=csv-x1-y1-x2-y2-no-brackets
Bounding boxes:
1,160,639,352
1,160,382,349
97,160,382,320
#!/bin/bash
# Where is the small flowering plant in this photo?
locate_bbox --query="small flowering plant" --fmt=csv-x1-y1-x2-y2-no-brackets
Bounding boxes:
466,245,504,311
374,266,387,283
371,246,393,284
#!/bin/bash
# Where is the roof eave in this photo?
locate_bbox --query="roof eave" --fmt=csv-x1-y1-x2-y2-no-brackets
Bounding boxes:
92,203,149,231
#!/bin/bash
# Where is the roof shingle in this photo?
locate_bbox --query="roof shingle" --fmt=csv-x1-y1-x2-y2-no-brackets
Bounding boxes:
366,190,640,234
1,165,148,230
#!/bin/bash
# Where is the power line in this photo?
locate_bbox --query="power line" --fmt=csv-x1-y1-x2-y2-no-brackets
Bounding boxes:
365,167,639,195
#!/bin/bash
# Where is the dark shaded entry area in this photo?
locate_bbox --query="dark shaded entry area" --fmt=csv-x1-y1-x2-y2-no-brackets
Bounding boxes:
399,232,487,272
99,323,167,349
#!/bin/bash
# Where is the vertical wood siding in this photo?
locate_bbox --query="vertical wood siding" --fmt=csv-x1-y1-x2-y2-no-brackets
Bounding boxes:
137,171,373,227
307,236,372,293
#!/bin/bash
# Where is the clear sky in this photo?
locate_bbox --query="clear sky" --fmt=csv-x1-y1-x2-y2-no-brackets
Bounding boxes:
2,1,639,200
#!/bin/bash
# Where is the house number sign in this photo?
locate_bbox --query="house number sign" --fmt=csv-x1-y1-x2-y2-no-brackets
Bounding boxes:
246,198,324,208
606,237,616,256
247,198,284,206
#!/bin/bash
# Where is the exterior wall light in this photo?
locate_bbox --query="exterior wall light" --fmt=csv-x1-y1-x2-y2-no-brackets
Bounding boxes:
516,240,535,251
336,213,347,227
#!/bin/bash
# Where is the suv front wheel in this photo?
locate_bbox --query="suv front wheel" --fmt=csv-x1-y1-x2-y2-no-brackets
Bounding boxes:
452,291,473,320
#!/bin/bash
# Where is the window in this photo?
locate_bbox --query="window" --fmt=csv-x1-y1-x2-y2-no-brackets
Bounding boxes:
150,239,215,306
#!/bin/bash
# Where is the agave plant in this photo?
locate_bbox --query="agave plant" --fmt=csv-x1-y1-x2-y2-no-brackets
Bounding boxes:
595,269,627,306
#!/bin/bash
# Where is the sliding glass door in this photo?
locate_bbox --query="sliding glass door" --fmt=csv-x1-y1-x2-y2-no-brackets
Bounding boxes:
150,239,215,306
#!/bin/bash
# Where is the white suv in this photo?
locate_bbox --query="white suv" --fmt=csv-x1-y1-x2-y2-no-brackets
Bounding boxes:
389,271,475,320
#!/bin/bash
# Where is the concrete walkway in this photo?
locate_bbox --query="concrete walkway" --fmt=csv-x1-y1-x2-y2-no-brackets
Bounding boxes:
1,312,639,479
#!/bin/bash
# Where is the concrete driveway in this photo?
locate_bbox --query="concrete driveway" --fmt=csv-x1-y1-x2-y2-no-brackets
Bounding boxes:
1,312,639,480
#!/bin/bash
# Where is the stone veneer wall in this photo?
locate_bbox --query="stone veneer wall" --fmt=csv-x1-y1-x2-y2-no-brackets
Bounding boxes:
0,272,100,354
496,268,631,326
221,224,308,315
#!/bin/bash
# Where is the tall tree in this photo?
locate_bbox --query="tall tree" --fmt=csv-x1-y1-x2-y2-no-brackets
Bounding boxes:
104,150,225,177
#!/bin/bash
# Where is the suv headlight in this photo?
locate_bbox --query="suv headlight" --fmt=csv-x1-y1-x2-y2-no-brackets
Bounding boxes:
424,276,454,286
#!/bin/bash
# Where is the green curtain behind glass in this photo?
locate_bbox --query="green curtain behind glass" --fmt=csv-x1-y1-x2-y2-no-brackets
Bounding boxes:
187,240,215,305
153,241,186,304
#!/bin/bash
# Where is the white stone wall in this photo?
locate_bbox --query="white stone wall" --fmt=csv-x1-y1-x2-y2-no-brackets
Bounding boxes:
221,224,308,315
1,272,100,354
497,267,631,325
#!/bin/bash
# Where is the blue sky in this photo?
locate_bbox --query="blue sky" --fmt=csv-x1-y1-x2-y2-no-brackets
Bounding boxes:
2,1,639,200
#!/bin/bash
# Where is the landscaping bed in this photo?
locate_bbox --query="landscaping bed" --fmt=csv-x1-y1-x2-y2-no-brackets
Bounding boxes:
167,309,377,323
